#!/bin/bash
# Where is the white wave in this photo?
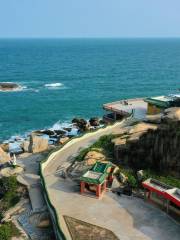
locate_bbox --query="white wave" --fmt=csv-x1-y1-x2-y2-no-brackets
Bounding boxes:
44,82,63,88
50,120,72,131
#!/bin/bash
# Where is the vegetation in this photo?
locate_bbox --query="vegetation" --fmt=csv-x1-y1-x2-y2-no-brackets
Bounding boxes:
0,176,20,213
75,134,180,189
143,170,180,188
0,222,20,240
75,134,123,162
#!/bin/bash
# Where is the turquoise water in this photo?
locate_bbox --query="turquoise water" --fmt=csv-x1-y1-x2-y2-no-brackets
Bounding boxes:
0,38,180,140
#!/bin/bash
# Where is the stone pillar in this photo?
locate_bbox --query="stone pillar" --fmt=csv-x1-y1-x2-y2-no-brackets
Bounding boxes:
80,181,85,194
96,184,101,198
103,180,107,192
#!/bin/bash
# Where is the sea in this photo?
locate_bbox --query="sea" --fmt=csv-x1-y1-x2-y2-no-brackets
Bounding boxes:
0,38,180,141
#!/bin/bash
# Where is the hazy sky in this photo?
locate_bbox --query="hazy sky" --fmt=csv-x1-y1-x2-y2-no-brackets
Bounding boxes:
0,0,180,38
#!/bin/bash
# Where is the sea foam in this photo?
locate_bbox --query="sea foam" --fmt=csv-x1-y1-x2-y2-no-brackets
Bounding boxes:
44,83,63,88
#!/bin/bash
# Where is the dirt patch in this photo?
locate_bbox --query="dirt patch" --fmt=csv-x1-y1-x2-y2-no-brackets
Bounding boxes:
64,215,119,240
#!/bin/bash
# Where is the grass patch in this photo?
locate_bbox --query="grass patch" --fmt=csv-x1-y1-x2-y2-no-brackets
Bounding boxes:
143,170,180,188
0,222,20,240
0,176,20,213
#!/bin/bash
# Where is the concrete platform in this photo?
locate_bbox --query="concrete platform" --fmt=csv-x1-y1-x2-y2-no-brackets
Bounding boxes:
46,175,180,240
103,98,147,119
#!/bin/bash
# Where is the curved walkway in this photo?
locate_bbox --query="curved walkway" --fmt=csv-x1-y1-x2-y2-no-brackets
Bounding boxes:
42,120,180,240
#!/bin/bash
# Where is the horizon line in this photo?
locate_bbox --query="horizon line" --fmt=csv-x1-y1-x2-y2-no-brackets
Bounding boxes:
0,36,180,40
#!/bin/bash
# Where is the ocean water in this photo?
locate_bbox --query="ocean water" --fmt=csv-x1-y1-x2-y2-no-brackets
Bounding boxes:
0,38,180,140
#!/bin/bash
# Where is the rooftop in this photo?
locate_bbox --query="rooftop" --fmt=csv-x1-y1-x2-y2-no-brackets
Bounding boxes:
103,98,147,119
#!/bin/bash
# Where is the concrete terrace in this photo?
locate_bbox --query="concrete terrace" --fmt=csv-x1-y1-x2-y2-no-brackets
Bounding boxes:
103,98,147,119
42,121,180,240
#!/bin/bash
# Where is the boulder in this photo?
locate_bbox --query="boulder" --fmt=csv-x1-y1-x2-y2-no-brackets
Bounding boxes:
84,150,106,166
59,137,69,145
111,177,120,189
145,114,162,124
72,118,88,131
29,134,49,153
162,107,180,122
137,170,144,181
0,143,9,152
0,147,10,164
89,117,100,127
22,140,30,152
119,172,128,184
0,166,24,177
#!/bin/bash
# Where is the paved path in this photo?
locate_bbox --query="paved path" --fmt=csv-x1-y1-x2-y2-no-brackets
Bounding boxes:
43,120,180,240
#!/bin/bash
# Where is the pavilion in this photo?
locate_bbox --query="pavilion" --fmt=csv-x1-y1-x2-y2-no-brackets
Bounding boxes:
80,162,115,199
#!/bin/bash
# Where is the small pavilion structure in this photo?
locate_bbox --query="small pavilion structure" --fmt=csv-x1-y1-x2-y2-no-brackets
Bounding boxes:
144,94,180,115
80,162,113,199
142,178,180,215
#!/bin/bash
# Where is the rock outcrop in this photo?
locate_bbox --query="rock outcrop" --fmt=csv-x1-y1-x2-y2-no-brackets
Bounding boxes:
84,150,106,166
0,146,10,164
28,134,49,153
162,107,180,123
0,82,21,91
89,117,100,127
113,119,180,177
72,118,88,131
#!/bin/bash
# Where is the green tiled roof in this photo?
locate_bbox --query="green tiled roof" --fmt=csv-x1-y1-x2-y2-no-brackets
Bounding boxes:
80,162,112,184
144,97,171,108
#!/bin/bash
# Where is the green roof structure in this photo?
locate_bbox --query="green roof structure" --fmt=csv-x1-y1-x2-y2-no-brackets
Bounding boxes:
80,162,112,185
144,96,172,108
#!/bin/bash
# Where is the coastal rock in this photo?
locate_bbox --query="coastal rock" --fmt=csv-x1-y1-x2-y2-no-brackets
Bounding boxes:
29,134,49,153
0,82,21,91
0,147,10,164
72,118,88,131
22,140,30,152
89,117,100,127
0,143,9,152
84,150,106,166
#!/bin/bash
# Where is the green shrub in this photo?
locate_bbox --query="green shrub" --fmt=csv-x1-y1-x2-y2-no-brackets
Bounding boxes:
0,176,20,212
0,222,19,240
0,176,18,197
75,147,91,162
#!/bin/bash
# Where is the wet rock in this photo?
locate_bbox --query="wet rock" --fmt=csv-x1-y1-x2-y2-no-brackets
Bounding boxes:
72,118,88,131
0,82,21,91
89,117,100,127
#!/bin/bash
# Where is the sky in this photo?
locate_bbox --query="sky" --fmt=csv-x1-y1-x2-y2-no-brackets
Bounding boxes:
0,0,180,38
